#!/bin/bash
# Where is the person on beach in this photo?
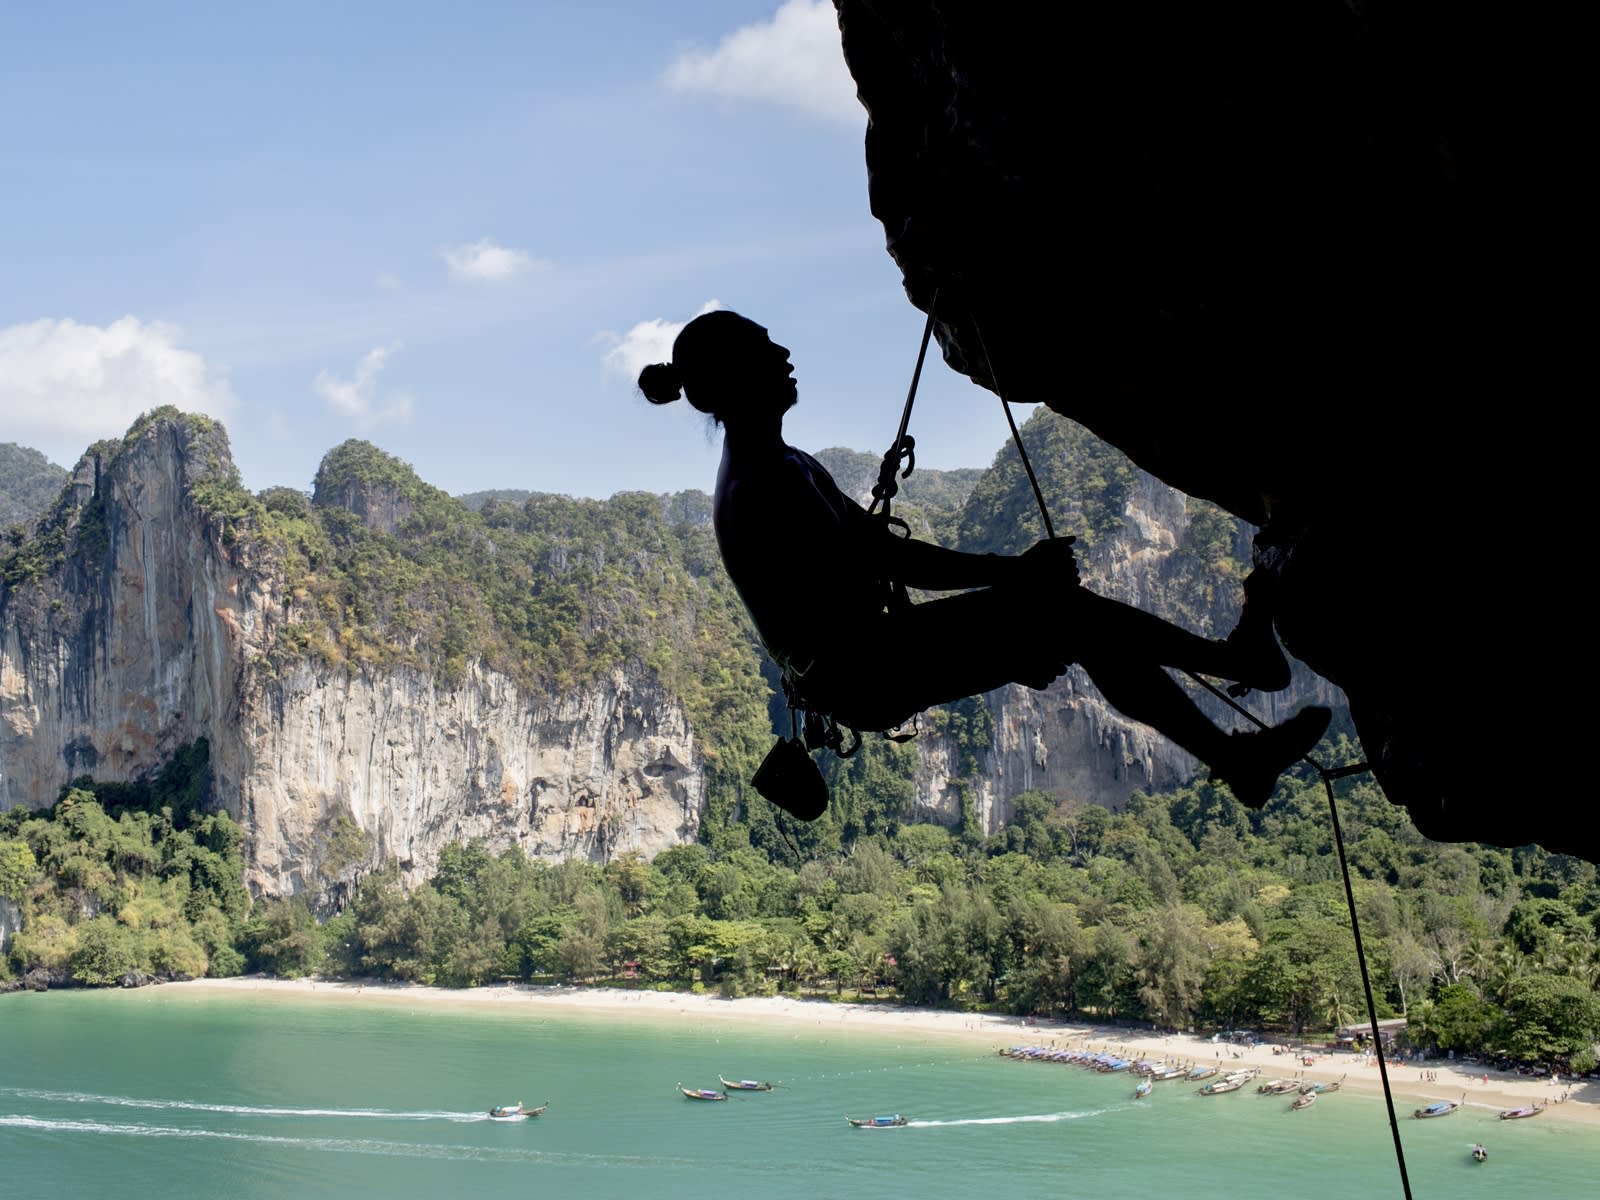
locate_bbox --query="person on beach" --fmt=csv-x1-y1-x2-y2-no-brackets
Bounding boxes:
640,309,1331,818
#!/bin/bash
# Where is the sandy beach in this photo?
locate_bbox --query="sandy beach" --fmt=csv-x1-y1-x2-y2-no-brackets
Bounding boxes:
162,977,1597,1131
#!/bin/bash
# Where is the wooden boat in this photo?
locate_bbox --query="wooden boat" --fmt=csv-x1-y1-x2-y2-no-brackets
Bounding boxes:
1299,1074,1346,1095
1256,1078,1301,1095
1413,1094,1464,1119
1471,1143,1488,1163
1498,1102,1546,1120
1134,1079,1153,1099
1199,1076,1246,1095
1290,1091,1317,1111
1187,1065,1219,1081
488,1101,548,1120
719,1076,774,1092
1149,1066,1189,1082
847,1114,908,1128
678,1084,729,1102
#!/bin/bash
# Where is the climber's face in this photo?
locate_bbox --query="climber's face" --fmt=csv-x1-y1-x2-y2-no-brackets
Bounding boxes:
727,322,797,414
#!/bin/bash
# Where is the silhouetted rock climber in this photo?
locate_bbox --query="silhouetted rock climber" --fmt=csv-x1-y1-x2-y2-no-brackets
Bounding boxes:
640,310,1329,819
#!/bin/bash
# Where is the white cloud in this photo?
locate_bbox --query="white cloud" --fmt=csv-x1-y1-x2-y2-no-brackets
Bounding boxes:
0,317,236,459
599,300,724,384
375,272,405,290
663,0,859,125
440,238,547,282
312,343,414,430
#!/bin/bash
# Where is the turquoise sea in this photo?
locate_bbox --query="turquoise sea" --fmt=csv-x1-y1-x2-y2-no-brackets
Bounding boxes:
1,988,1592,1200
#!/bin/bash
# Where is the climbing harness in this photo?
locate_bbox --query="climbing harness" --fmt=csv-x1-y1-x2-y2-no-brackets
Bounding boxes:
765,295,947,791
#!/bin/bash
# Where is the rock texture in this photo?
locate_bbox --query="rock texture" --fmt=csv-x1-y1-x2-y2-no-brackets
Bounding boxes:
835,0,1584,859
0,416,702,900
0,896,18,956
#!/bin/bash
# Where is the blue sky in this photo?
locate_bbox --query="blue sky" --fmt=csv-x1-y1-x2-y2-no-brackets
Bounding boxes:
1,1,1031,501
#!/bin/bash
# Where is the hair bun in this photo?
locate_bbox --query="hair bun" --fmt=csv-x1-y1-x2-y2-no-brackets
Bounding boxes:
638,362,683,406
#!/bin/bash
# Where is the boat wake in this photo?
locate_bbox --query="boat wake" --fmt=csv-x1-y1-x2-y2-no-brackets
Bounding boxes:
0,1114,699,1168
0,1086,476,1122
908,1109,1106,1128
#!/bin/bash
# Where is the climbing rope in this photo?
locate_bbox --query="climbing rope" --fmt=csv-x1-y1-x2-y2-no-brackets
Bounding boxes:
1183,675,1408,1198
869,290,940,521
969,312,1055,542
962,298,1409,1197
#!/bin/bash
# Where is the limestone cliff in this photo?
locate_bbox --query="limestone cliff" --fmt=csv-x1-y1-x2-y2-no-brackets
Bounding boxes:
0,413,701,900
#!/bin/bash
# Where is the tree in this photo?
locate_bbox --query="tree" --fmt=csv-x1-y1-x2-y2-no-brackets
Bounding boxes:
244,898,324,977
1077,923,1137,1019
70,916,139,985
1198,915,1259,1030
0,838,36,902
1134,904,1208,1028
1387,930,1436,1015
1412,983,1497,1054
1494,974,1600,1067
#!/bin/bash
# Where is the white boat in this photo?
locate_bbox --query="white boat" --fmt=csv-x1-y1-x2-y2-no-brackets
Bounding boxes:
488,1101,548,1120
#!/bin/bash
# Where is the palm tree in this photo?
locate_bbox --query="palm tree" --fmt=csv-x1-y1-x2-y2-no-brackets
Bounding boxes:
1463,939,1495,987
1488,945,1527,1005
1324,987,1348,1035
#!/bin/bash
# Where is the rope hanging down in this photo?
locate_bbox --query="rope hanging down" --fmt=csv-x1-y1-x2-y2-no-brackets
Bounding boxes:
961,302,1408,1197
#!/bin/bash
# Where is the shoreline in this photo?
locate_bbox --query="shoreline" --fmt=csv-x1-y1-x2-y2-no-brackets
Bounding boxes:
156,977,1598,1130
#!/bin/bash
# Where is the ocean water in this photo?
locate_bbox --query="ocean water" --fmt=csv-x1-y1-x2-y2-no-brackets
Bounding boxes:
1,989,1591,1200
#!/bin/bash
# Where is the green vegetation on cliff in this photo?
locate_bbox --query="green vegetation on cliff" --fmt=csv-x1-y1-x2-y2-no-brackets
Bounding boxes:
0,740,249,986
0,443,68,528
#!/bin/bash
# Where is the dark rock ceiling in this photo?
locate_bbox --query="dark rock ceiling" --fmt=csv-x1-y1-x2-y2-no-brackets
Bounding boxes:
835,1,1584,860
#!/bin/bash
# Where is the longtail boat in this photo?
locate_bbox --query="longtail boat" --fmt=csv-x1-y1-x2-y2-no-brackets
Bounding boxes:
1257,1079,1300,1095
678,1084,729,1102
1134,1079,1153,1099
720,1076,774,1092
488,1101,548,1120
1498,1102,1546,1120
1413,1094,1464,1119
1471,1144,1488,1162
1290,1091,1317,1111
847,1114,908,1128
1300,1074,1346,1095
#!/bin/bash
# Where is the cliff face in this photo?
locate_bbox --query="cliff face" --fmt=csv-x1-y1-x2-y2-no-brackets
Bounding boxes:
0,419,252,802
0,896,18,955
241,662,699,900
913,473,1339,828
0,415,701,900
